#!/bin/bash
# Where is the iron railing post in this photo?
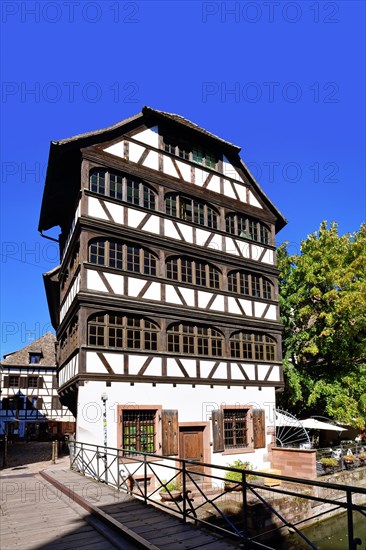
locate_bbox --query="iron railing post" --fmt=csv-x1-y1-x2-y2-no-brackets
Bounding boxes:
144,454,147,505
347,489,354,550
182,460,187,522
96,445,100,481
80,442,84,474
242,471,248,548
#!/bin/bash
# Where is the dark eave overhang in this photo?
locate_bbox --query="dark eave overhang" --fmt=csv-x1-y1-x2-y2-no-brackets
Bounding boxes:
43,265,61,330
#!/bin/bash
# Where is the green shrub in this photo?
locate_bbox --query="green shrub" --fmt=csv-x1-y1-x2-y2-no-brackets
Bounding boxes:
159,479,181,492
224,459,257,482
320,457,338,467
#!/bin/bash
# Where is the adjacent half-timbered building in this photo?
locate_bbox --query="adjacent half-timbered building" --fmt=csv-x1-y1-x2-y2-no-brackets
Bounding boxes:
39,107,286,471
0,333,75,439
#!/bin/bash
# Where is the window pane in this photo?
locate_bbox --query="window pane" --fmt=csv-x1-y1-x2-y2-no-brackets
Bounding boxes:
110,173,123,200
90,170,106,195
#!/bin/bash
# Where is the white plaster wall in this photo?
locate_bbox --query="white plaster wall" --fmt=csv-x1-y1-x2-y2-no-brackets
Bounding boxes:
104,141,124,159
133,126,159,148
60,275,80,322
223,156,244,182
76,380,276,470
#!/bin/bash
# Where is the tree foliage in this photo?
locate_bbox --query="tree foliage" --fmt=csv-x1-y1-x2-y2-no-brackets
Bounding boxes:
277,222,366,428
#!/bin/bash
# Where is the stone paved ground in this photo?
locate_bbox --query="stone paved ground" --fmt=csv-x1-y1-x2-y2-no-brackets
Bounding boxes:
0,441,70,473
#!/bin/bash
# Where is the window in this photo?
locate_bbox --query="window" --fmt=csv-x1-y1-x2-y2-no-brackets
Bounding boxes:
9,376,19,387
230,332,276,361
29,353,41,364
165,194,218,229
163,136,218,169
167,323,223,356
226,213,270,245
224,409,249,449
28,376,38,388
88,314,159,351
228,271,273,300
166,257,220,289
89,239,157,276
89,169,156,210
122,410,156,453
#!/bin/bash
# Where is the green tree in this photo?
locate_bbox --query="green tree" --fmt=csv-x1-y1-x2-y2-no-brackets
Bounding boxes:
277,222,366,429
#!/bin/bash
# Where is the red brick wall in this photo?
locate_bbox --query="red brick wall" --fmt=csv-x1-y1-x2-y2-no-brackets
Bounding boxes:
272,447,316,479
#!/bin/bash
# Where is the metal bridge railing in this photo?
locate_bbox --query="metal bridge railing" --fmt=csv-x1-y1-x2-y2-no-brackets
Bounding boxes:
69,441,366,550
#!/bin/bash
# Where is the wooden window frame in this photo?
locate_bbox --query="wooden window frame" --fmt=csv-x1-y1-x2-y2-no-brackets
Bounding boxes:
166,256,221,289
89,239,157,276
162,136,218,169
88,314,159,351
225,213,270,245
227,270,273,300
230,332,276,361
29,353,42,365
165,193,219,229
27,376,38,389
89,169,156,211
117,405,163,461
167,323,224,357
9,376,20,388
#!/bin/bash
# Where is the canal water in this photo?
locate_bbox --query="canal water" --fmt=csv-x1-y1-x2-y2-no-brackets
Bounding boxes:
276,510,366,549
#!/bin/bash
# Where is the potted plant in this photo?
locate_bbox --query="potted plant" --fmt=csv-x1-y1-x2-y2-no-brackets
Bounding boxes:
358,452,366,464
343,455,358,469
159,479,182,501
224,459,256,491
320,457,338,474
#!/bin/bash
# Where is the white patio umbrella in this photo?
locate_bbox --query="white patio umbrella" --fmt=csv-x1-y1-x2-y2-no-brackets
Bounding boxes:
300,418,347,431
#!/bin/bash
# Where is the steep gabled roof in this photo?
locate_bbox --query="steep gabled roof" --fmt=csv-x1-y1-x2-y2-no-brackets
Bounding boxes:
1,332,56,366
38,107,286,233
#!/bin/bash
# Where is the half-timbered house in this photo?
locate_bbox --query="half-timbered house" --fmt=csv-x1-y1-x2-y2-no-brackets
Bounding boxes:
0,333,75,439
39,107,286,472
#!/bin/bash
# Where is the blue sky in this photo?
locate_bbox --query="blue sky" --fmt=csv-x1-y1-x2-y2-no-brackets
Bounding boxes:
1,0,365,357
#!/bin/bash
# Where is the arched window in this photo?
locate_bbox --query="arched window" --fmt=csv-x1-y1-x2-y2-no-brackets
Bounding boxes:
167,323,223,356
89,169,156,210
165,193,218,229
88,313,159,351
230,332,276,361
89,239,157,276
226,213,270,245
227,271,273,300
166,256,221,289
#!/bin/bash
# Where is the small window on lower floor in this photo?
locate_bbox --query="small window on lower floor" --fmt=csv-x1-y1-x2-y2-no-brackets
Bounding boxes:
122,410,156,453
224,409,249,449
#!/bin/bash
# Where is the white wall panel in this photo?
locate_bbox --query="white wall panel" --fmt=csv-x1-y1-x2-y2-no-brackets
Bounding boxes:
128,277,148,296
197,290,213,309
175,160,191,181
142,215,160,234
104,272,123,293
223,155,244,182
127,209,147,228
254,302,267,318
265,305,277,320
223,179,236,199
164,220,182,240
128,142,145,163
233,183,247,202
142,150,159,171
211,294,225,312
104,141,124,159
127,355,150,375
142,282,161,300
195,227,210,246
107,202,124,223
133,126,159,147
248,190,262,208
207,174,221,194
88,197,109,220
177,222,194,243
177,286,195,305
86,270,106,292
227,297,243,315
165,285,183,305
194,167,207,187
163,156,178,177
60,275,80,321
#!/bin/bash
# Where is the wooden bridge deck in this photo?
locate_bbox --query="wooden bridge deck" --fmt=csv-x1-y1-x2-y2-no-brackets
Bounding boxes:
1,466,238,549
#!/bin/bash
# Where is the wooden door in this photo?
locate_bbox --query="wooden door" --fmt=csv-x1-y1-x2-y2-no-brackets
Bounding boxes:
179,427,205,479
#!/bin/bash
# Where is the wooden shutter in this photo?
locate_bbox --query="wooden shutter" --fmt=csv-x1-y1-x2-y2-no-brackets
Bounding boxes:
161,410,178,456
19,377,27,389
36,397,43,409
212,409,224,453
3,376,9,388
37,377,44,389
52,396,61,409
52,375,58,389
253,409,266,448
